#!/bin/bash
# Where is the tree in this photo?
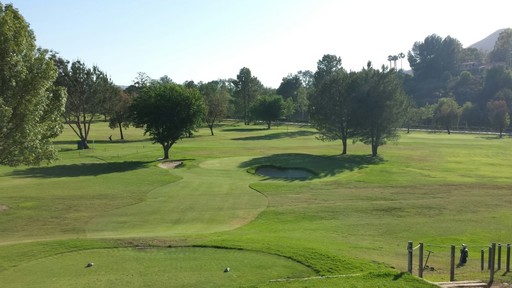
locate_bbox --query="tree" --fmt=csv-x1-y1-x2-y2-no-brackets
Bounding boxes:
277,73,309,121
487,99,509,137
309,70,355,155
489,28,512,65
130,82,205,160
56,60,115,149
353,63,409,157
231,67,262,125
250,94,285,129
313,54,343,88
199,80,231,135
108,89,132,140
434,97,459,134
0,3,66,166
480,66,512,107
408,34,462,80
407,35,463,104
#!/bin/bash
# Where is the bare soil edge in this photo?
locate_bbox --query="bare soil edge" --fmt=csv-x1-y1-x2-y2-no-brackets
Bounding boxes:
157,161,183,169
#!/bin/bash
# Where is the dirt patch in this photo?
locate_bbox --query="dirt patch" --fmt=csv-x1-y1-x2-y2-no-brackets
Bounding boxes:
158,161,183,169
0,205,9,212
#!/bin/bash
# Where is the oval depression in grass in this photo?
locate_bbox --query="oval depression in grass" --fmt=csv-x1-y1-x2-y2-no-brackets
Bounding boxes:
0,247,315,288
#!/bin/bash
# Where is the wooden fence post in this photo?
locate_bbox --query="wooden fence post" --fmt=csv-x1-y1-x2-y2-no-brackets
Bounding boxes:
407,241,413,274
498,244,502,271
450,245,455,282
488,246,492,270
490,243,496,284
507,244,510,273
418,242,423,278
481,249,485,271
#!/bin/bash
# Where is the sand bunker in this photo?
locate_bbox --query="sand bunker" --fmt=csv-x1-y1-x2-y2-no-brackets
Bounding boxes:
158,161,183,169
256,166,315,179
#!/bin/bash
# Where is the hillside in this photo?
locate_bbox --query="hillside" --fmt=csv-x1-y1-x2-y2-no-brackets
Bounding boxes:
468,28,507,52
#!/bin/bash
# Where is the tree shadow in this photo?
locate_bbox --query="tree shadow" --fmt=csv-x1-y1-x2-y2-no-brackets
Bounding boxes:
53,138,152,145
239,153,382,181
477,135,507,140
8,161,152,178
232,130,317,141
222,127,269,133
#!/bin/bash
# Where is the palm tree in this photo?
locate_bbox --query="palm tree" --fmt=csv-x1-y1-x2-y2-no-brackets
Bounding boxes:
398,52,405,70
388,55,393,68
392,55,399,69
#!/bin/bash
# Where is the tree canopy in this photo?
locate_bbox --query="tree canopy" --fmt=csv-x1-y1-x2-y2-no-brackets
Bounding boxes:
54,59,116,149
0,3,66,166
232,67,262,125
353,63,409,157
130,82,205,160
199,80,231,135
250,94,286,129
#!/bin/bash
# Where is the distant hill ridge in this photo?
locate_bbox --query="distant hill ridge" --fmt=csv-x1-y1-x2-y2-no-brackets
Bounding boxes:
469,28,508,52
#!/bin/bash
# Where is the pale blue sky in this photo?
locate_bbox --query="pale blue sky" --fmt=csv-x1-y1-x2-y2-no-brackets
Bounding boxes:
7,0,512,87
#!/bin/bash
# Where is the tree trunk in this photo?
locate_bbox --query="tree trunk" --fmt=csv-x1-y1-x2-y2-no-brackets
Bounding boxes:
118,123,124,140
163,146,170,159
267,121,271,129
341,138,347,155
209,124,214,136
371,143,378,157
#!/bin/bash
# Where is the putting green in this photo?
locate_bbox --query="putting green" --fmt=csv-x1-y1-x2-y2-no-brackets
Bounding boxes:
0,247,315,287
87,157,267,237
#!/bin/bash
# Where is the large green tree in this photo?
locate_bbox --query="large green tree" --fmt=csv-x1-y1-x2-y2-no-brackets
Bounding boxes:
0,3,66,166
250,94,286,129
434,97,460,134
407,34,463,105
489,28,512,65
130,82,205,160
232,67,262,125
353,63,409,157
487,99,509,138
108,89,132,140
56,60,116,149
313,54,344,88
309,70,355,155
199,80,231,135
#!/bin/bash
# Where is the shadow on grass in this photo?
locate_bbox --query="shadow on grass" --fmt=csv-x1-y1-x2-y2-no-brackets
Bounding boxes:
53,138,152,145
477,135,507,140
239,153,382,181
222,127,269,133
8,161,152,178
232,130,317,141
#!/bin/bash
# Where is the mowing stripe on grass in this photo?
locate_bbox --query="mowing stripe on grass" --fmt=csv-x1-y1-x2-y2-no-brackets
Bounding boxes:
86,157,267,238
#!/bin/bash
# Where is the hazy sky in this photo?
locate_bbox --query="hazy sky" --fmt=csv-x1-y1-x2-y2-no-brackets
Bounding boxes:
7,0,511,87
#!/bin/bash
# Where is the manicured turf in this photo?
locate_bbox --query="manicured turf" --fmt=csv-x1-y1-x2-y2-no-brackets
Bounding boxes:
0,247,315,288
0,121,511,287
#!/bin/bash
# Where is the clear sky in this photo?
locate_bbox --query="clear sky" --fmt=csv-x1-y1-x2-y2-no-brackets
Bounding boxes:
6,0,511,88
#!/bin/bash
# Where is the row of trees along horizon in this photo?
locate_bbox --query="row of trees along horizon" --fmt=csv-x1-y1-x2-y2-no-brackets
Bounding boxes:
2,2,512,166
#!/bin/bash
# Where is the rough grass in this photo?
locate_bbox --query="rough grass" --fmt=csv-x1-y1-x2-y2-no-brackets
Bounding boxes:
0,121,511,286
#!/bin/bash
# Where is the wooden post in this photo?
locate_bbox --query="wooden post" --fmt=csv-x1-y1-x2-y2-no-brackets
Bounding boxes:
481,249,485,271
418,242,424,278
450,245,455,282
407,241,413,274
507,244,510,273
490,243,496,284
488,246,492,270
498,244,502,271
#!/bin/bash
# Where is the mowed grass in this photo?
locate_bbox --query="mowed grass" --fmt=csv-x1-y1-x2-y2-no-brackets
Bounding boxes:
0,121,511,287
0,247,315,288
